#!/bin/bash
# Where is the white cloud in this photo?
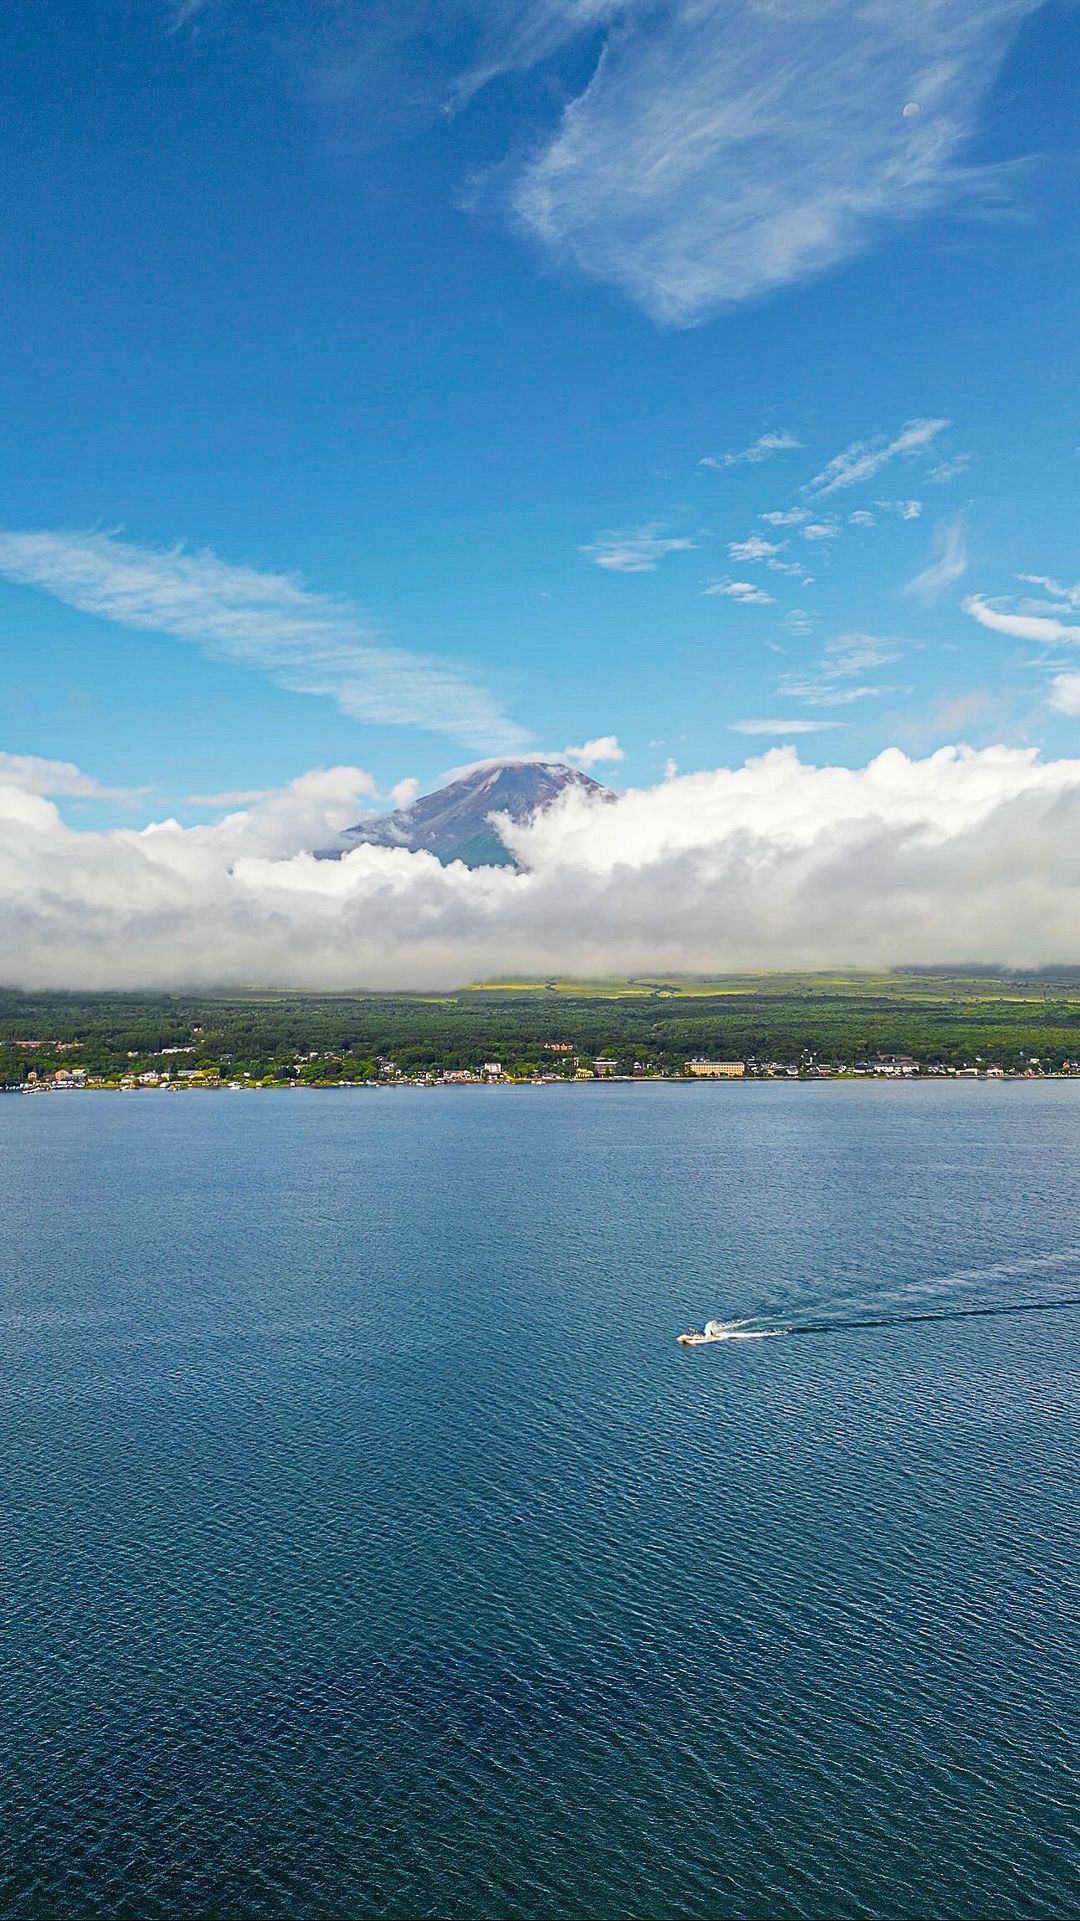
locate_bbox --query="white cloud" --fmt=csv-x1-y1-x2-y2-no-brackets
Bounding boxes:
906,516,969,602
581,523,696,572
767,559,813,582
827,636,902,675
564,734,624,767
438,737,623,782
849,510,877,528
0,752,145,804
784,608,816,637
928,455,972,484
705,579,775,605
760,508,810,527
507,4,1042,325
802,522,840,542
0,528,527,755
1049,675,1080,716
964,593,1080,645
806,419,949,497
876,498,924,520
700,432,802,470
1016,574,1076,600
8,745,1080,984
389,776,421,809
964,585,1080,716
776,634,902,706
728,535,783,562
730,719,847,735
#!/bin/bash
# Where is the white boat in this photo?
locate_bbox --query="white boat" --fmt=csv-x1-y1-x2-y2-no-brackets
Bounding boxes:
677,1319,730,1346
677,1319,781,1346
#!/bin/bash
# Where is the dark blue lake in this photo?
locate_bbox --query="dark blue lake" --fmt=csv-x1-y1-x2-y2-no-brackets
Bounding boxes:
1,1083,1077,1919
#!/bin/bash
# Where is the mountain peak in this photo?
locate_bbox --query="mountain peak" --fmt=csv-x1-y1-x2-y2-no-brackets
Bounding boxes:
322,759,611,868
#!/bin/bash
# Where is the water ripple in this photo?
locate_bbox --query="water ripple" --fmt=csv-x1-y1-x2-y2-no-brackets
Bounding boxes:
0,1084,1077,1919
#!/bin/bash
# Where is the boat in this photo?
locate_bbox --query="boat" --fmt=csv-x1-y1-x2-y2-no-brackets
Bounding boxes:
677,1319,730,1346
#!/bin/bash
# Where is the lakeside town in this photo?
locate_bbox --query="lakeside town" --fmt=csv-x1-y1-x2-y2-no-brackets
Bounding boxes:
7,1040,1078,1093
5,977,1080,1094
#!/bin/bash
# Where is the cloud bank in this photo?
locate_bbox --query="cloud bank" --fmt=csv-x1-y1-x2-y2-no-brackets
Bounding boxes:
4,744,1080,989
0,529,527,754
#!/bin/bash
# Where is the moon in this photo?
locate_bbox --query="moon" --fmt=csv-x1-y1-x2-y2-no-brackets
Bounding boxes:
902,101,921,117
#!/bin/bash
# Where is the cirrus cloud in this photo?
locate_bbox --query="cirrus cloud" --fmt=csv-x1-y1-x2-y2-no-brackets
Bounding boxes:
0,527,528,755
509,5,1043,324
581,523,697,572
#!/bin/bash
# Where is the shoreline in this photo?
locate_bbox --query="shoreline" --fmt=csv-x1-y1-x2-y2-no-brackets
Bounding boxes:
7,1073,1080,1096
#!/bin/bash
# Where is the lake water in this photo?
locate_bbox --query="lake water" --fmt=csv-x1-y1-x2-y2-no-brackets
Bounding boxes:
1,1083,1077,1920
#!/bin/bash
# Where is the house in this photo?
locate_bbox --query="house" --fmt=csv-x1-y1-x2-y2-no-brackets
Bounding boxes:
593,1058,618,1076
687,1059,745,1078
480,1062,503,1080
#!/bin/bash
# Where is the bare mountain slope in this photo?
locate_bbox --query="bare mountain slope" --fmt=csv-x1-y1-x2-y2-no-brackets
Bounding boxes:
321,760,610,869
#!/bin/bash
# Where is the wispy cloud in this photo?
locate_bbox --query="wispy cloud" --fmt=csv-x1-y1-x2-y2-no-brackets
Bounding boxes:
906,516,969,602
171,0,210,27
776,635,902,706
802,522,841,542
761,509,810,528
806,419,949,497
730,719,846,735
1016,574,1079,600
581,523,696,573
700,432,802,471
964,582,1080,645
728,535,782,563
876,498,924,520
928,454,973,484
0,528,528,753
705,579,775,606
508,5,1041,324
1049,676,1080,716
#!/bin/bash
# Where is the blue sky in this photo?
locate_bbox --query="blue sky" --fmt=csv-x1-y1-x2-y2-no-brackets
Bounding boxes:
2,0,1079,830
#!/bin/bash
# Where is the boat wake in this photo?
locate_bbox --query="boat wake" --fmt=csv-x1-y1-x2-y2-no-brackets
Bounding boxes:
783,1294,1080,1338
680,1295,1080,1347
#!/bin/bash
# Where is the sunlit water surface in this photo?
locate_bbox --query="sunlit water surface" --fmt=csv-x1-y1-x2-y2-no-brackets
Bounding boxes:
2,1083,1077,1919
